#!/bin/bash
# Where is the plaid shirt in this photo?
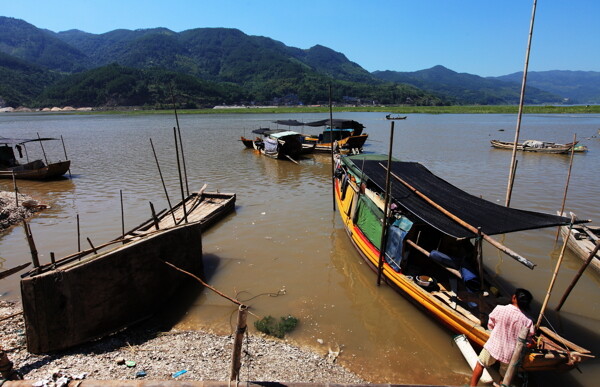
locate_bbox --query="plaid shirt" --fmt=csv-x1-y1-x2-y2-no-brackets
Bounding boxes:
483,304,534,364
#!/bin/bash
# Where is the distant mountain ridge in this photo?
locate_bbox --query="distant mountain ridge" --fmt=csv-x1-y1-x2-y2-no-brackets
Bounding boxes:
0,16,598,108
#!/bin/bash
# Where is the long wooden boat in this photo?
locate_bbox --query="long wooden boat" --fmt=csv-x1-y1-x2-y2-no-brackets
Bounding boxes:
0,136,70,180
557,211,600,274
251,130,304,161
273,119,368,154
20,188,235,353
490,139,577,154
333,154,592,373
240,136,257,149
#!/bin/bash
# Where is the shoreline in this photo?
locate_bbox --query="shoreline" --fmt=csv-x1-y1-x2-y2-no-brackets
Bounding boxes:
0,191,45,232
0,300,365,384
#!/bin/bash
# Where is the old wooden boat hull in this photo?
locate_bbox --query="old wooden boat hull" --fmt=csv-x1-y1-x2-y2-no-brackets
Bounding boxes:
21,222,203,353
20,189,235,353
240,136,256,149
333,155,590,373
490,140,575,154
0,160,70,180
308,134,369,153
557,212,600,274
385,114,407,120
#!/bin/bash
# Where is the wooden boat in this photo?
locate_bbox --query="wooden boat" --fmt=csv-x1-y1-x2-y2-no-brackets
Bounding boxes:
20,188,235,353
385,114,407,120
557,211,600,274
0,136,70,180
240,136,257,149
490,139,577,154
333,154,591,373
274,119,368,154
251,130,304,161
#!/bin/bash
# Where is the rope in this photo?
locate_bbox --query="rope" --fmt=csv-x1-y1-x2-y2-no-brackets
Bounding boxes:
542,314,572,354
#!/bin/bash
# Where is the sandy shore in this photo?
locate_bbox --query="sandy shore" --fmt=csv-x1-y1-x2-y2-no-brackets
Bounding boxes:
0,300,364,384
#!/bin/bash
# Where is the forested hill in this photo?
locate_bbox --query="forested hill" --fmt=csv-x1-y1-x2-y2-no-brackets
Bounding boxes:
372,66,562,105
0,16,597,108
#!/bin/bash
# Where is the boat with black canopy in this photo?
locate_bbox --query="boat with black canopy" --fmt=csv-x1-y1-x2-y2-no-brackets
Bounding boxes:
273,119,368,154
333,153,592,373
0,136,70,180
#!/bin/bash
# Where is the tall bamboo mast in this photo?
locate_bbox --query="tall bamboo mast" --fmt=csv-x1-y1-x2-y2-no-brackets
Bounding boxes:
505,0,537,207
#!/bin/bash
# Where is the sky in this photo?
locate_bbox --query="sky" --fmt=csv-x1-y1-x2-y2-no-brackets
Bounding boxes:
2,0,599,77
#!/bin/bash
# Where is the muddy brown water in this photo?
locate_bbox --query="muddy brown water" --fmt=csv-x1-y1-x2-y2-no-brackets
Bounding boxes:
1,112,599,385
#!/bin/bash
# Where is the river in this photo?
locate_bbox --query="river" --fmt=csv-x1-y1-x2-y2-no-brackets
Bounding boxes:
1,112,599,386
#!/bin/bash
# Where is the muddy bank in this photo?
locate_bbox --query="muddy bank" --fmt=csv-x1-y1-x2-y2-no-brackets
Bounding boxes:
0,300,364,384
0,191,45,231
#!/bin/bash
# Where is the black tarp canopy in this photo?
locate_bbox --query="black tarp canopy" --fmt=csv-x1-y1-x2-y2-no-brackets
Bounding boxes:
0,136,58,145
343,155,579,239
274,119,364,131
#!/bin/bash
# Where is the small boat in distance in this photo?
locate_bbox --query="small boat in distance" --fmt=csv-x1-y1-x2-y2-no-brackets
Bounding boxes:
333,154,591,374
490,139,578,154
0,136,70,180
385,114,407,120
557,211,600,275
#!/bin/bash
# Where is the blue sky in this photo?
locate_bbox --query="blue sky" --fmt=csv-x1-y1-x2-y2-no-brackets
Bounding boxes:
2,0,599,77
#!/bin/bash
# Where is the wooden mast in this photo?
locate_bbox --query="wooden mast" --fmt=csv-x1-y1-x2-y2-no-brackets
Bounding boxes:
330,84,335,212
377,121,395,285
505,0,537,207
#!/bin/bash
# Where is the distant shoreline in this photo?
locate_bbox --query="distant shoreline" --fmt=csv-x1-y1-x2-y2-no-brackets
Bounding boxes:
1,105,599,116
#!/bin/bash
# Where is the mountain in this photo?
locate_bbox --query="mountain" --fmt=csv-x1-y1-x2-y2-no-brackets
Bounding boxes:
0,17,87,72
493,70,600,104
372,65,563,105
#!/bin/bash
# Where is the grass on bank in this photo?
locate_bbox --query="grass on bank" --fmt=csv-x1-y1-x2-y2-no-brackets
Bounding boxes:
42,104,600,115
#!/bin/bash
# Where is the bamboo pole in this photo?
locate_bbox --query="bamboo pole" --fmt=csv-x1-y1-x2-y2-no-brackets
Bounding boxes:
22,221,40,269
535,215,574,331
12,172,18,207
379,163,536,269
171,88,190,196
506,0,537,207
120,190,125,244
555,134,577,242
76,213,81,252
173,127,188,223
329,84,335,212
60,135,72,178
149,201,160,230
149,138,176,224
555,239,600,311
502,325,530,386
377,121,394,286
36,132,49,165
87,237,98,254
230,304,248,382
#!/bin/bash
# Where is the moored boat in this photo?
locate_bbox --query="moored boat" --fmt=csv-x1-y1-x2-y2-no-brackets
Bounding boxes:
385,114,407,120
251,129,305,161
20,187,235,353
0,136,70,180
274,119,368,154
557,211,600,274
490,139,577,154
333,154,592,374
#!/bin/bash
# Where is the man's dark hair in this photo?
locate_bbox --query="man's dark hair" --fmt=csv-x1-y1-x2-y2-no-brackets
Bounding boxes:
515,288,533,310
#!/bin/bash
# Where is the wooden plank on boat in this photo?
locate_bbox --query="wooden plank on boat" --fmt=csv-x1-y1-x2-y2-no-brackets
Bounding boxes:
432,291,481,326
538,326,591,354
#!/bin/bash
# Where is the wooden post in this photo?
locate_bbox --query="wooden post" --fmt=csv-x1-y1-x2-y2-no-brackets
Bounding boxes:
379,163,536,269
12,172,18,207
535,215,574,330
555,134,576,242
149,201,160,230
22,221,40,269
502,325,530,386
50,252,56,268
150,138,177,224
36,132,49,165
329,84,336,212
173,127,188,223
229,304,248,381
377,121,394,286
60,135,72,178
506,0,537,207
76,213,81,252
87,237,98,254
556,239,600,311
120,190,125,244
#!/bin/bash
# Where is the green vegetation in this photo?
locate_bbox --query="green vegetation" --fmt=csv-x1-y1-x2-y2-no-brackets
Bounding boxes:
254,315,299,338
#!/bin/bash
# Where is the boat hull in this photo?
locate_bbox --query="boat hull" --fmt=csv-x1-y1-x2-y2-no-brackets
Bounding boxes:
490,140,574,154
557,213,600,274
21,223,203,353
0,160,70,180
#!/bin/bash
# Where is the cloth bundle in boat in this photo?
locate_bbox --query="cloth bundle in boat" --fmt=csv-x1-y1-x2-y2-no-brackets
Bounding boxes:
384,216,413,272
264,137,278,153
429,250,481,292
